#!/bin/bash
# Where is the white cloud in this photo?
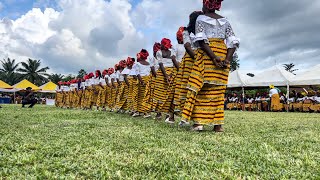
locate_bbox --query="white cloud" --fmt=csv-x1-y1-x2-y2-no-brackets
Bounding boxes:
0,0,319,76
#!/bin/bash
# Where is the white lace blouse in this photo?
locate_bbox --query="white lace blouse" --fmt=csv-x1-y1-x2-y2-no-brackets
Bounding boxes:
149,57,159,70
195,15,240,49
136,62,151,76
174,44,186,63
183,30,197,50
129,64,138,76
156,49,176,68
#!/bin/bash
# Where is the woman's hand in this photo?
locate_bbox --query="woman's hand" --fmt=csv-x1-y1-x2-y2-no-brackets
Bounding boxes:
223,59,230,69
213,57,223,68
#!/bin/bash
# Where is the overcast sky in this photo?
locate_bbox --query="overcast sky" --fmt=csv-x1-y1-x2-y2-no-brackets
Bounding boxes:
0,0,319,75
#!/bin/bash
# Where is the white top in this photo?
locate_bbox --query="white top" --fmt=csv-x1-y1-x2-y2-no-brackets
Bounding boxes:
56,86,61,92
105,75,112,84
183,30,197,50
149,57,159,70
230,97,238,102
61,86,70,92
247,98,254,103
296,97,305,102
269,89,279,97
115,71,121,80
288,97,295,103
174,44,186,63
85,79,91,87
195,15,240,49
314,97,320,103
129,64,138,76
110,73,117,82
99,76,107,86
80,82,86,89
122,68,130,75
255,97,261,101
136,62,151,76
70,83,77,90
119,72,125,82
156,49,176,68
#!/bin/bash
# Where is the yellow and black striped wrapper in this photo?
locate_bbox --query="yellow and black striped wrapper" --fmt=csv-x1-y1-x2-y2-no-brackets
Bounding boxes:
115,83,129,110
153,67,176,114
181,38,229,125
174,50,197,112
136,76,150,113
96,86,107,108
55,92,63,107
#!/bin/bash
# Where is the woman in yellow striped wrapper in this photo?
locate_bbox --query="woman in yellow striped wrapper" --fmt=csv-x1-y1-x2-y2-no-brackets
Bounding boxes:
130,54,140,115
143,43,160,114
174,12,203,127
80,77,87,109
109,65,119,112
181,0,239,132
92,70,103,110
85,72,95,110
96,70,108,111
105,68,114,110
115,60,129,113
55,82,63,108
132,49,151,117
153,38,179,123
125,57,137,114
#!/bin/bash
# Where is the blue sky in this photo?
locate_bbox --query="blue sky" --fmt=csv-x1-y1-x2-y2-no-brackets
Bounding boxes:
0,0,141,19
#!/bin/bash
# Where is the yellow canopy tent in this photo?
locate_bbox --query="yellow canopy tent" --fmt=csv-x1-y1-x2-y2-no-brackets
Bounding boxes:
13,79,40,90
39,81,57,93
0,80,13,89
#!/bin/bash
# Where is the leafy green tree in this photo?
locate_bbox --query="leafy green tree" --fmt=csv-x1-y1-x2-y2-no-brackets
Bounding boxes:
17,59,50,86
283,63,298,75
0,58,21,85
230,53,240,72
48,74,64,84
77,69,87,79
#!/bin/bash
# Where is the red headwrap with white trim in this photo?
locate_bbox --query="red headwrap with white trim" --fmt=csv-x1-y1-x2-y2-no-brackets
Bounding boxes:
203,0,223,11
176,27,184,43
161,38,172,50
139,49,149,60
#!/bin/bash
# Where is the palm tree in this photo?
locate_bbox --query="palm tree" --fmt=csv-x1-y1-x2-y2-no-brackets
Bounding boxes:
48,74,64,84
0,58,21,85
17,59,50,86
283,63,298,75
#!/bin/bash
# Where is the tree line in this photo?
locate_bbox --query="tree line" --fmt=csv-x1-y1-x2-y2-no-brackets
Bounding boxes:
0,58,86,86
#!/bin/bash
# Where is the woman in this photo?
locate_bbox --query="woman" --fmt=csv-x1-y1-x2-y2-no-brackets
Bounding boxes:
125,57,136,114
145,43,160,113
96,70,108,111
181,0,239,132
133,49,151,117
153,38,179,123
174,11,203,125
110,66,118,112
269,85,281,112
55,81,63,108
106,68,114,110
115,60,128,113
131,54,140,115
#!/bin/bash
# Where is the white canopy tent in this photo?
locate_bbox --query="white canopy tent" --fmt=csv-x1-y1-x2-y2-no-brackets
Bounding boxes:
245,65,295,87
227,70,248,88
290,64,320,86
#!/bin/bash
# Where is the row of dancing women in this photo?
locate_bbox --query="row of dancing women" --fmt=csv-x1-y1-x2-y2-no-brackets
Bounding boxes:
55,0,240,132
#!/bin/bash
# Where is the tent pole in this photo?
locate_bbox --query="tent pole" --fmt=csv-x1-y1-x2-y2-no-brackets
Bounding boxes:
242,86,245,111
287,83,290,112
14,92,16,104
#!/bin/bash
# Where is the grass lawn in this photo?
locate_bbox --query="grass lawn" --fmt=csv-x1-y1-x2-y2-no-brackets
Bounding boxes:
0,105,319,179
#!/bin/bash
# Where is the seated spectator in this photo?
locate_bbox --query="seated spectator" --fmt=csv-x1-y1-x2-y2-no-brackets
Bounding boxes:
22,87,37,108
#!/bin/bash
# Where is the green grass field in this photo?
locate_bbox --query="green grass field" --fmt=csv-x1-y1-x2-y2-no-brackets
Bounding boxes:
0,105,319,179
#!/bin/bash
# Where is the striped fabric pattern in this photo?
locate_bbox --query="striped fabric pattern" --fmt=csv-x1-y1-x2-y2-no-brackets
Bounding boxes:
181,38,229,125
136,76,150,113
